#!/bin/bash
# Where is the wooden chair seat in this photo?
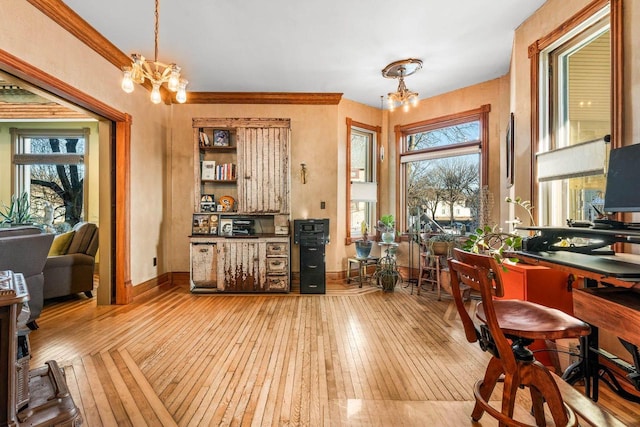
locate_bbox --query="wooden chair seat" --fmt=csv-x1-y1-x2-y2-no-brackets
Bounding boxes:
448,248,591,426
477,299,591,341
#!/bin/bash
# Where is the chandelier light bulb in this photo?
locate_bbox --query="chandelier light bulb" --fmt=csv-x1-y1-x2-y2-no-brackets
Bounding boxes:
120,0,188,104
403,102,410,112
168,65,181,92
176,79,188,103
121,68,135,93
150,83,162,104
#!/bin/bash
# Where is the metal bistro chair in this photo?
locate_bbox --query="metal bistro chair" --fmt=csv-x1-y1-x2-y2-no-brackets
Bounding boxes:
448,248,591,426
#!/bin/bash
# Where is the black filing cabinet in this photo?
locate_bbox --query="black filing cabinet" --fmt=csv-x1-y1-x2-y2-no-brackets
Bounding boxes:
294,219,329,294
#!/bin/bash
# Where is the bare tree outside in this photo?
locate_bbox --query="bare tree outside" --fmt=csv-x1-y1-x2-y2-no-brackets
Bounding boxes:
404,121,480,231
27,137,85,228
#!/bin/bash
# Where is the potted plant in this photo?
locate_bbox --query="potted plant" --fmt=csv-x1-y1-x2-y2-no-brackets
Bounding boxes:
355,221,373,259
427,232,457,256
376,255,401,292
0,192,33,226
376,214,397,243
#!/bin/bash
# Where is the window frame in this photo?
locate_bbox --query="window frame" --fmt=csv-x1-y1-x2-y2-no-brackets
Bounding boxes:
395,105,490,233
345,118,381,244
528,0,622,223
10,127,90,223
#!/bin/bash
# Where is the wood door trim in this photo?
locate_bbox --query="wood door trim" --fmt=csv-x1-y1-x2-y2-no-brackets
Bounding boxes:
0,47,131,305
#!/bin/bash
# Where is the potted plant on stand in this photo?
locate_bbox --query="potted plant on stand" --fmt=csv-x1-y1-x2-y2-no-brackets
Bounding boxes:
355,221,373,259
377,214,397,243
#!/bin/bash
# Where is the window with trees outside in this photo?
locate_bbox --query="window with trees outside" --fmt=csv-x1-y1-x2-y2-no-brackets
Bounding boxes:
397,107,489,234
534,2,615,226
11,128,89,230
346,119,380,244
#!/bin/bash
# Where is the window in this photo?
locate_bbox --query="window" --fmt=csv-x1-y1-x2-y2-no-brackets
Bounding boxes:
531,0,622,226
397,106,489,233
11,128,89,228
346,119,380,243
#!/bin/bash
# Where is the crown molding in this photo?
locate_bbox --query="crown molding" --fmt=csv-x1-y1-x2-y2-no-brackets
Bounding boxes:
184,92,343,105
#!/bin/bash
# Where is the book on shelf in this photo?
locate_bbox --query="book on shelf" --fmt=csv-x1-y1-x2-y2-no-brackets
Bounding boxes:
199,131,211,147
201,160,216,180
215,163,236,180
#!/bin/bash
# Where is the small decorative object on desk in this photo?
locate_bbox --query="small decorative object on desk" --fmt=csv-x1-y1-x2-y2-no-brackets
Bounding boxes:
355,221,373,259
213,129,230,146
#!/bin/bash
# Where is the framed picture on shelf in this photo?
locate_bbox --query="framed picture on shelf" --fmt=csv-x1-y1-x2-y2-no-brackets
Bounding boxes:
192,213,211,235
209,214,219,234
200,194,216,212
213,129,230,147
220,218,233,236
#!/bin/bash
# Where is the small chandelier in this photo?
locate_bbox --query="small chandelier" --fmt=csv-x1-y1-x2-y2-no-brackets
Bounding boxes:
121,0,188,104
382,58,423,112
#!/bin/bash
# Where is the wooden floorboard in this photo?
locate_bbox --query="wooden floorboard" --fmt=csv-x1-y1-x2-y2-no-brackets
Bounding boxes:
27,279,639,426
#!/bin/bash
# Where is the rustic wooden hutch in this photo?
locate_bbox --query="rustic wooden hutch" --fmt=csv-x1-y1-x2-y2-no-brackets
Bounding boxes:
190,118,291,293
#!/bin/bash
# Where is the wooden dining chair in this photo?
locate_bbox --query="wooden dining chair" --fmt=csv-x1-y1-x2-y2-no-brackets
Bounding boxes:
448,248,591,426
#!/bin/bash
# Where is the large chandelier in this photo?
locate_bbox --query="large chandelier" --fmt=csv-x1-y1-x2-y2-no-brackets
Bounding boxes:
382,58,423,112
121,0,188,104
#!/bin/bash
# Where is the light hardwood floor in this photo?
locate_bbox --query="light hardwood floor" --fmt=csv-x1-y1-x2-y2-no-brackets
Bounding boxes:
28,280,639,426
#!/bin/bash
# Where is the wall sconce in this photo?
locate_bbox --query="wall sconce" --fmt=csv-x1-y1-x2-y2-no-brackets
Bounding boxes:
300,162,307,184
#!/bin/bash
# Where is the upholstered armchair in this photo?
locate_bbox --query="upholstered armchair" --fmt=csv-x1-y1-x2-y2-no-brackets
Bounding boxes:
43,222,98,300
0,226,54,328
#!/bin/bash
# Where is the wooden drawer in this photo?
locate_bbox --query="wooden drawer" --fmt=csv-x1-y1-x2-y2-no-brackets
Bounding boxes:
266,257,288,273
266,275,289,291
266,242,288,256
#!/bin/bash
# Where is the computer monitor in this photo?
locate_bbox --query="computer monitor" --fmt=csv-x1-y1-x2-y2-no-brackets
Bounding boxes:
604,143,640,213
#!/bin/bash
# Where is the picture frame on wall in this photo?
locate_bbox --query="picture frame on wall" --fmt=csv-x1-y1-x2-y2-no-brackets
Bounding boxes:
506,112,515,188
213,129,230,147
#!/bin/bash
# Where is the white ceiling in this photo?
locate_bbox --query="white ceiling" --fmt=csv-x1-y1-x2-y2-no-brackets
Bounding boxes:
61,0,546,107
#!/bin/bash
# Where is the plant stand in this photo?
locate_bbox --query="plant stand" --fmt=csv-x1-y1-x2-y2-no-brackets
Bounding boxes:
373,242,401,292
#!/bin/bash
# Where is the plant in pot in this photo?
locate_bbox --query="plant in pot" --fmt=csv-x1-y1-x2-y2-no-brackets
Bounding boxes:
376,255,401,292
0,192,33,226
354,221,373,259
427,232,458,256
376,214,397,243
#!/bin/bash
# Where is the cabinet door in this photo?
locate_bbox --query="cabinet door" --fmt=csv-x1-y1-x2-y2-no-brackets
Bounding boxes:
218,241,266,291
237,127,290,213
191,243,217,288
